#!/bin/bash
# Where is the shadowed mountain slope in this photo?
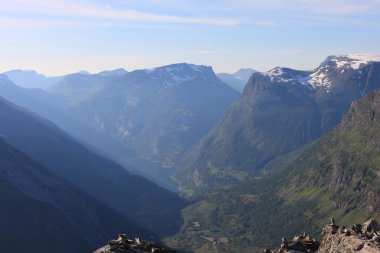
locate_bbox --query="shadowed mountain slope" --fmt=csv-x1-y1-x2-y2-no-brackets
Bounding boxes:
0,96,184,239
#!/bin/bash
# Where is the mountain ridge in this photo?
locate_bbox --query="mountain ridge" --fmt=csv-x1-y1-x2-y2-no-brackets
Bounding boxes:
177,55,380,192
2,69,63,89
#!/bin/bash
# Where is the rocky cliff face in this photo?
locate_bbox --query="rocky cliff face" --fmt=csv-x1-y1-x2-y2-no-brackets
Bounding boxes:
94,234,176,253
266,219,380,253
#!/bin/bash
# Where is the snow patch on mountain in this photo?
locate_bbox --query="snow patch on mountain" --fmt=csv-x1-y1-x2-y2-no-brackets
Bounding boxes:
263,67,311,86
327,54,380,70
263,55,380,91
308,66,332,89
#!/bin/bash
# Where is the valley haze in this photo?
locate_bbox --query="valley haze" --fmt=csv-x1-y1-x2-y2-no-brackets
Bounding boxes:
0,1,380,253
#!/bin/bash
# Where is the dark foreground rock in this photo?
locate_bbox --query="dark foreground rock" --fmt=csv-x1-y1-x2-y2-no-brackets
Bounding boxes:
94,234,176,253
265,219,380,253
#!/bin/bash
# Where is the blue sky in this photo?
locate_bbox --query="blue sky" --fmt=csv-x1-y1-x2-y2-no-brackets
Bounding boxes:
0,0,379,75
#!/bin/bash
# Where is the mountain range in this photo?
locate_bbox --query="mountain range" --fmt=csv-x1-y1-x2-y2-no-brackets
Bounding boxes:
2,55,380,253
65,63,239,173
0,64,240,190
176,54,380,192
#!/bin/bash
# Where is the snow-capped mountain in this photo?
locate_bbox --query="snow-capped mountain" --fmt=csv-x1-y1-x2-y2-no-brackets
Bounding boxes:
263,54,380,91
142,63,217,87
308,54,380,90
263,67,311,84
177,55,380,191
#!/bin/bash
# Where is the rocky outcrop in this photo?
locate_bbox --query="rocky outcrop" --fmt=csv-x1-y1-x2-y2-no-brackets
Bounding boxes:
94,234,176,253
265,219,380,253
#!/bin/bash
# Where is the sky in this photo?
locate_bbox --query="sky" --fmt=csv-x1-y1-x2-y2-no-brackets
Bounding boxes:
0,0,379,76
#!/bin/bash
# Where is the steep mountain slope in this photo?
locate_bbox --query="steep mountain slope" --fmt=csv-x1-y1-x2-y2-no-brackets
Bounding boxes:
178,55,380,191
3,69,63,89
0,96,184,238
48,70,127,104
0,74,139,183
170,88,380,253
217,68,257,92
69,63,240,167
0,137,146,253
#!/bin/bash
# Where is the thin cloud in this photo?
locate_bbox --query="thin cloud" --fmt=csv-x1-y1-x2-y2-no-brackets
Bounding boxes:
235,0,380,15
0,0,240,26
0,17,187,31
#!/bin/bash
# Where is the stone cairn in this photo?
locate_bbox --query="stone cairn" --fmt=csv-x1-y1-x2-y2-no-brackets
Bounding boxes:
94,234,176,253
264,219,380,253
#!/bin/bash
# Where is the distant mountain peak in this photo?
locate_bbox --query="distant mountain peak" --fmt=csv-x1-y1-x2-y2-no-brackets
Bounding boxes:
140,63,215,87
76,70,91,75
145,63,212,74
98,68,128,77
233,68,257,80
2,70,63,89
5,69,41,75
217,68,257,92
307,54,380,90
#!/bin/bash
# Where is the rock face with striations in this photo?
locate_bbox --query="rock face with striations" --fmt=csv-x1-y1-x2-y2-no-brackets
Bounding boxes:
266,219,380,253
94,234,176,253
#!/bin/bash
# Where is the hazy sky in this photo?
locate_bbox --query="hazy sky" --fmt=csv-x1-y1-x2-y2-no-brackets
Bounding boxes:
0,0,379,75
